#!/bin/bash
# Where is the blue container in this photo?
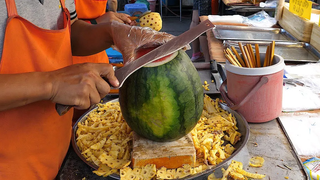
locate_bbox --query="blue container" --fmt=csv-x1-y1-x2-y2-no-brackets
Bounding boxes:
124,3,148,16
117,11,130,15
106,48,123,64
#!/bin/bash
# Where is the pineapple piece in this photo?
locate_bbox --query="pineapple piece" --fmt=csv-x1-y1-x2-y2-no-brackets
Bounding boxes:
139,12,162,31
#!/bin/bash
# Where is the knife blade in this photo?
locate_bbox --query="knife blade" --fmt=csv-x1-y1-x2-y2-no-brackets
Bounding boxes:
210,59,221,92
56,19,215,116
116,19,214,87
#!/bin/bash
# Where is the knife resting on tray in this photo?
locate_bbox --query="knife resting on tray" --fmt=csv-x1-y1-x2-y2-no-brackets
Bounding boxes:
210,59,222,91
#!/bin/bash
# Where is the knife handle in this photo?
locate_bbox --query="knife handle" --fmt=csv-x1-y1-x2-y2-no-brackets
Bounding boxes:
56,103,99,116
55,76,118,116
129,16,138,21
56,104,72,116
210,59,218,73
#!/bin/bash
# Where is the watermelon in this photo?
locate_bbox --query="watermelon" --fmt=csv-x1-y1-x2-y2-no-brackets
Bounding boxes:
119,48,204,142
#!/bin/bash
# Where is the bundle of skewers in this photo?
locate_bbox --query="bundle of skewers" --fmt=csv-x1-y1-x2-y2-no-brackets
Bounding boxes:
224,41,276,68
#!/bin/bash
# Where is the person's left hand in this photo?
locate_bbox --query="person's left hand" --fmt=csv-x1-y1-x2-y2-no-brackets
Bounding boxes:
96,11,136,26
109,21,175,64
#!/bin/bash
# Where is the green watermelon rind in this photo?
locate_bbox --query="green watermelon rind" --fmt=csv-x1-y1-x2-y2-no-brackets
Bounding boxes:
119,50,204,142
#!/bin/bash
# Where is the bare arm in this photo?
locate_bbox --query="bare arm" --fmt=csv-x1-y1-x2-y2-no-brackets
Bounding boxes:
0,72,52,111
107,0,118,12
0,63,118,111
0,16,174,112
70,20,114,56
70,12,133,56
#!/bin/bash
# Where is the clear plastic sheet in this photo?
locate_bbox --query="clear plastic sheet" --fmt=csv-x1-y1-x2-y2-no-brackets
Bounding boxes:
303,157,320,180
110,21,175,64
279,112,320,158
282,63,320,111
243,11,277,27
208,11,277,28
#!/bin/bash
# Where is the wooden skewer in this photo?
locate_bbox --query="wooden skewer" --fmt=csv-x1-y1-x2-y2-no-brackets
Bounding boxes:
269,41,275,66
255,44,261,67
224,49,241,67
247,44,256,68
245,45,251,63
226,48,242,67
225,53,240,67
245,45,252,67
225,49,236,61
230,46,246,67
232,55,242,67
238,42,250,67
244,46,253,68
263,46,270,67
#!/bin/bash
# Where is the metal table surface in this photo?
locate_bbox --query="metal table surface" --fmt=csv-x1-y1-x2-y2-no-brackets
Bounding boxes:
227,6,275,13
57,94,308,180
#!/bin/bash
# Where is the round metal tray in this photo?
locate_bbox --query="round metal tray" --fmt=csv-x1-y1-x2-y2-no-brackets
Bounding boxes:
72,99,250,180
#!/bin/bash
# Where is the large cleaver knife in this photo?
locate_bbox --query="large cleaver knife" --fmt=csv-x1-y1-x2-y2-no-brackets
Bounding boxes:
56,19,215,116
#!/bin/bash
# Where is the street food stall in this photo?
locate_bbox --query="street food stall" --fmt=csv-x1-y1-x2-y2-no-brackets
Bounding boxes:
56,3,320,180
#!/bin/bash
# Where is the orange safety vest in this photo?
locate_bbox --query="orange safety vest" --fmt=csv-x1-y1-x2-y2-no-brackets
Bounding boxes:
73,0,109,64
0,0,73,179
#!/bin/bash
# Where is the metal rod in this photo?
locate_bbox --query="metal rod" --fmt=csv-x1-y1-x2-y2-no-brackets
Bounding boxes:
180,0,182,21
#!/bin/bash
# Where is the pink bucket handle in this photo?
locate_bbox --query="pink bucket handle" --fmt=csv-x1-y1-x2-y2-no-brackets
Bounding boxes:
219,76,269,110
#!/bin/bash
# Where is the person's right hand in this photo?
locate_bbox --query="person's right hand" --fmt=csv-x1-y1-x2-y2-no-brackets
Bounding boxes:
47,63,118,110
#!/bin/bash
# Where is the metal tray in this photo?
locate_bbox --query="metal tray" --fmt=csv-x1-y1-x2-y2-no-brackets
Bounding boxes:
71,98,250,180
194,62,225,94
198,70,220,94
224,40,320,63
212,25,298,42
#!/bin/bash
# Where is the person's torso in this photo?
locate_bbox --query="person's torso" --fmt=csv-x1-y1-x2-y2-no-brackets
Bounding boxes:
0,0,74,179
0,0,76,59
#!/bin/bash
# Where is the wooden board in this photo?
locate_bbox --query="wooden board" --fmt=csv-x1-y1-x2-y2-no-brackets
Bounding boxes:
199,16,226,63
278,3,320,42
131,133,196,169
199,16,249,63
310,23,320,52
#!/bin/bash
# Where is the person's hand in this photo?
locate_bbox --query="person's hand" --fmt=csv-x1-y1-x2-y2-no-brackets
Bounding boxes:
96,12,135,26
47,63,118,110
110,21,175,64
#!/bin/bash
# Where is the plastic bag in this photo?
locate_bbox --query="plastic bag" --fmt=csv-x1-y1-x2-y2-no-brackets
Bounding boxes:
208,14,245,24
110,21,175,64
243,11,277,27
303,157,320,180
259,0,277,8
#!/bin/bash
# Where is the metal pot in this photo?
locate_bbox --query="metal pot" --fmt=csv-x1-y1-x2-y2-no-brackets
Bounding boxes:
71,99,250,180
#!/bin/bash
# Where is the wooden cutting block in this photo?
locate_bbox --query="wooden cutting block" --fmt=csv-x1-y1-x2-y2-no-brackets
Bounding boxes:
131,132,196,169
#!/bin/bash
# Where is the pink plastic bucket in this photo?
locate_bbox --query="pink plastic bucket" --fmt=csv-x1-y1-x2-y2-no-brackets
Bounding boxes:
220,53,285,123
